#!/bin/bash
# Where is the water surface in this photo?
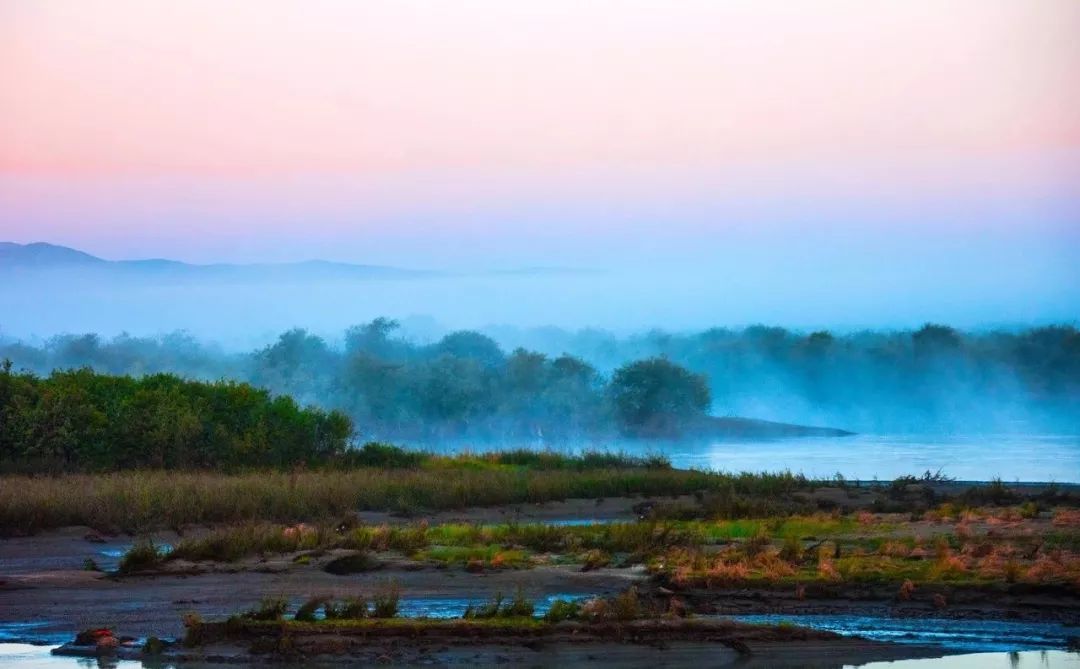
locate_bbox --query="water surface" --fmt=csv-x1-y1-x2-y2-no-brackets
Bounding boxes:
732,614,1078,652
439,433,1080,482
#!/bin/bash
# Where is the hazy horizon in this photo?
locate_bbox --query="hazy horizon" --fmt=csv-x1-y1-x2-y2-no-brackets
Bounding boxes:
2,1,1078,336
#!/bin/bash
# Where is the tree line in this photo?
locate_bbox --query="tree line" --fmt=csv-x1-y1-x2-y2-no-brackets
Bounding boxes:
1,320,1078,439
0,363,352,472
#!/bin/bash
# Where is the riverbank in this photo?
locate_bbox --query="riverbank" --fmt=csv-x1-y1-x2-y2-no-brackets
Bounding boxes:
49,616,958,667
2,459,1078,665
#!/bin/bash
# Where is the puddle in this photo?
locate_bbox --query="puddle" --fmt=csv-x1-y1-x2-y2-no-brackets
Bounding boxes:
732,614,1079,652
95,544,173,571
0,622,70,646
311,593,592,620
855,651,1080,668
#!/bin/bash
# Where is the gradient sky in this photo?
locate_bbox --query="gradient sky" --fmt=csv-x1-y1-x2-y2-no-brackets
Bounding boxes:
0,0,1078,325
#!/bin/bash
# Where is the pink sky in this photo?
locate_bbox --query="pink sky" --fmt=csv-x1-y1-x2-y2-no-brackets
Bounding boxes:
1,0,1078,267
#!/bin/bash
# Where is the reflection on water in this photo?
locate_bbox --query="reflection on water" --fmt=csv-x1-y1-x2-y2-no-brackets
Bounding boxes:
733,615,1077,652
395,593,591,619
853,651,1080,668
542,519,618,527
434,434,1080,482
666,434,1080,481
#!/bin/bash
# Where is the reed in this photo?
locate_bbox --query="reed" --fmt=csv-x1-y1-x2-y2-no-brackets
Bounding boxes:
0,466,811,535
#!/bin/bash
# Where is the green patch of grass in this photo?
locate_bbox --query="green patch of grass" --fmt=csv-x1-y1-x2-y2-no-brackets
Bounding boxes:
244,596,288,621
543,599,581,622
418,545,530,569
117,539,165,573
324,596,367,620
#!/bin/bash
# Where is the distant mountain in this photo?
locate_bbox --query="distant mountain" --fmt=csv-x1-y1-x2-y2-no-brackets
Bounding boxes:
0,242,432,282
0,241,106,267
0,242,588,282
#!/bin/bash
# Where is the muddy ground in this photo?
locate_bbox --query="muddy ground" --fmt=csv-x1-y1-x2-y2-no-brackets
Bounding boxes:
3,490,1079,654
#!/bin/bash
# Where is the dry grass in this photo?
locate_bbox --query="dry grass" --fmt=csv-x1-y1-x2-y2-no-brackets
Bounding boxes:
0,466,769,535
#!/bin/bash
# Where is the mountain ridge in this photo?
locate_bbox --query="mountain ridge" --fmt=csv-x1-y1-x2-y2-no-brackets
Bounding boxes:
0,242,593,280
0,241,416,275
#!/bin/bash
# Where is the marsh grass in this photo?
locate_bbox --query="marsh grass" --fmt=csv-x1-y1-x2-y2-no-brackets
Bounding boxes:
464,588,536,619
1,465,803,535
324,596,367,620
543,599,581,622
117,538,164,573
244,596,288,621
161,518,710,565
657,525,1080,591
371,579,401,618
294,597,328,622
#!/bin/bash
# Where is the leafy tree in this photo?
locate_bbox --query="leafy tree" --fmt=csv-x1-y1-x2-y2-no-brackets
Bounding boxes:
609,358,711,435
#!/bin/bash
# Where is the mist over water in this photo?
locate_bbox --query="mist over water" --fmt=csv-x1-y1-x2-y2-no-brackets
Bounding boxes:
1,247,1077,346
2,278,1077,481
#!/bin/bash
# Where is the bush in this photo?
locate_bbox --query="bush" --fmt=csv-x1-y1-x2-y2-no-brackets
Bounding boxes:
504,587,535,617
543,599,580,623
371,580,400,618
143,636,166,655
611,587,641,621
118,539,163,573
342,442,427,468
324,596,367,620
323,552,381,575
779,535,803,562
465,588,535,619
295,597,327,622
245,596,288,621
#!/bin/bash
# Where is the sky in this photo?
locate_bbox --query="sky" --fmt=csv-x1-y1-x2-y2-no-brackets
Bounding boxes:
0,0,1078,329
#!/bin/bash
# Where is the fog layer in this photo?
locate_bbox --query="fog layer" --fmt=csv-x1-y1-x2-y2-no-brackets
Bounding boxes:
2,321,1076,437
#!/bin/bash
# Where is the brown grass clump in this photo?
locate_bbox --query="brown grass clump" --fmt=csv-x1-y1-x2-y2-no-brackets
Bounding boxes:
1052,509,1080,528
816,547,841,582
929,555,970,581
611,587,642,621
878,541,909,558
898,579,916,601
705,559,752,586
579,598,610,622
755,553,796,581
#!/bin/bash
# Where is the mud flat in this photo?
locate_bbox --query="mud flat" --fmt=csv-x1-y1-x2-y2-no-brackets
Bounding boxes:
51,617,957,668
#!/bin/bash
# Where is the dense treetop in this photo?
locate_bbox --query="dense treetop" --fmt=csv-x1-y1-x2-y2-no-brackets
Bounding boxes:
0,363,351,472
1,321,1077,441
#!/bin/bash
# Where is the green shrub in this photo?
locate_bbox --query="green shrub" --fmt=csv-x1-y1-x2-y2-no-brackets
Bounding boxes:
371,580,400,618
244,596,288,621
323,552,381,575
324,596,367,620
611,587,641,621
504,587,535,617
295,597,327,622
118,539,163,573
543,599,580,622
142,636,165,655
465,587,534,619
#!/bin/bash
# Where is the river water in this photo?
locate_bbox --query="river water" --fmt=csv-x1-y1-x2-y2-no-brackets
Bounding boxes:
658,433,1080,482
433,433,1080,482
